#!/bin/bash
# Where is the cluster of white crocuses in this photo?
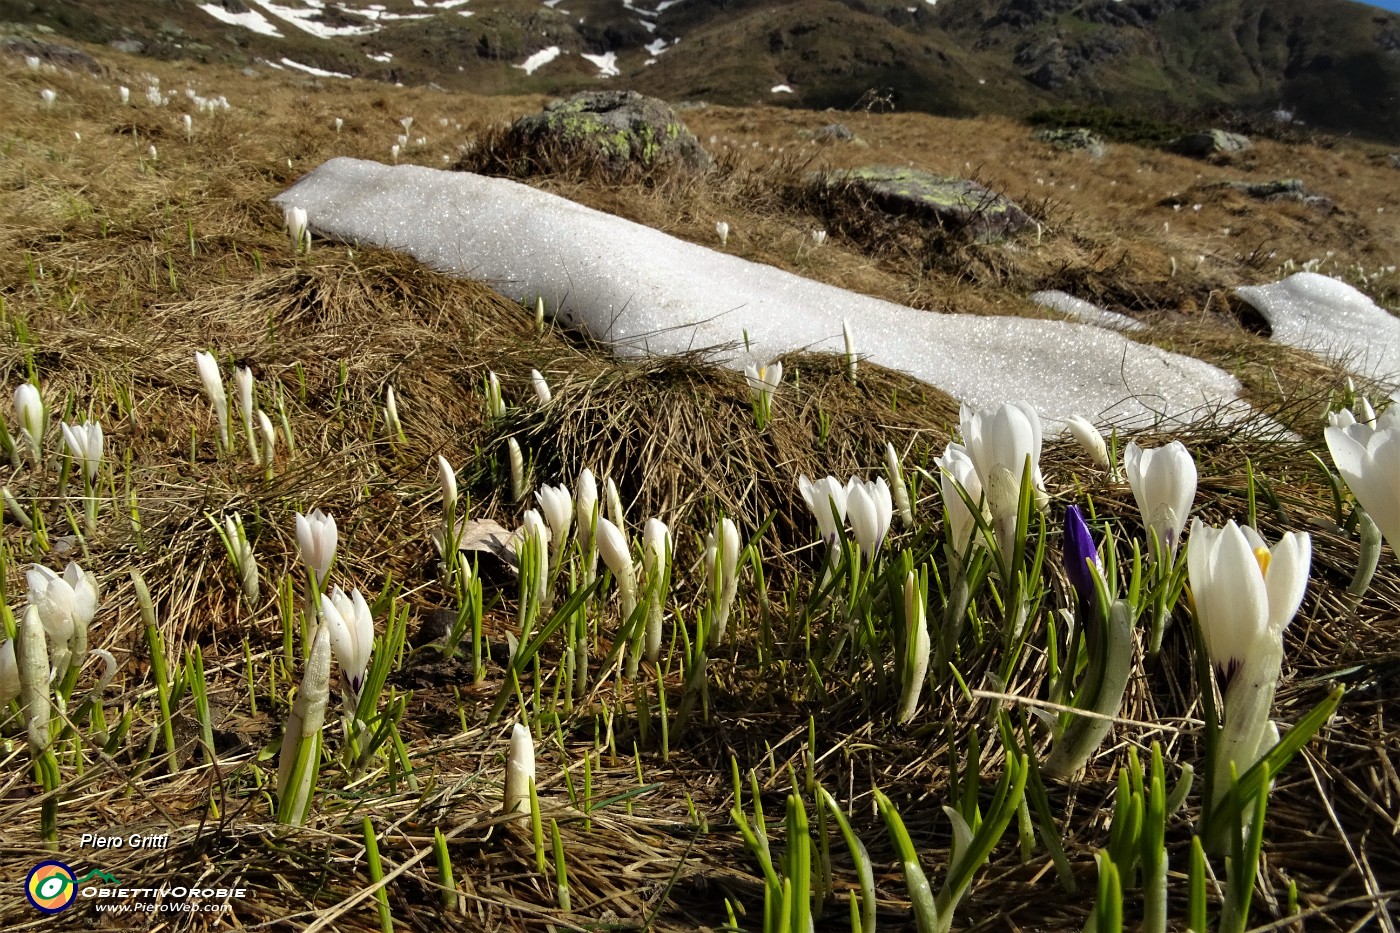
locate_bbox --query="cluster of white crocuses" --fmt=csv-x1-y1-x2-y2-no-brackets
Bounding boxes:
277,508,379,824
194,351,278,470
1,561,108,755
797,473,896,568
5,383,107,534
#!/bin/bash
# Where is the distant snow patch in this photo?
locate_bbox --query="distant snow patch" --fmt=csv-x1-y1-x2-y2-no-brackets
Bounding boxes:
516,46,562,75
367,51,393,62
582,51,619,77
1235,272,1400,381
198,3,284,36
644,38,668,55
253,0,379,38
434,0,471,6
280,57,352,78
771,84,793,94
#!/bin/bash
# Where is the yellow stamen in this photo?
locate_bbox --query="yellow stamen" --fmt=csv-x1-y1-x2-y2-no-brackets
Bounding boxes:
1253,546,1271,577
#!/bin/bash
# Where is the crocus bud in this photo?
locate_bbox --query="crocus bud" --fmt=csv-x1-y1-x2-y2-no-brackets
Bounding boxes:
508,438,525,503
277,619,331,825
1124,440,1197,560
437,455,458,517
14,383,45,466
596,517,634,590
334,116,343,132
535,484,572,573
285,206,309,254
897,570,930,724
842,318,857,383
705,517,740,644
520,509,551,609
642,518,671,662
504,722,536,816
295,509,338,586
384,385,403,438
812,229,827,246
194,351,229,448
257,410,276,468
235,366,256,461
225,513,260,603
1065,415,1110,470
715,221,729,246
936,442,985,559
1063,505,1102,608
119,86,130,104
605,476,625,541
0,639,18,707
884,442,914,528
531,369,551,405
485,372,505,420
16,606,51,752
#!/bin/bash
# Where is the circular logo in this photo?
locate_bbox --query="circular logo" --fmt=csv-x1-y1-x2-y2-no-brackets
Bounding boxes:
26,861,77,913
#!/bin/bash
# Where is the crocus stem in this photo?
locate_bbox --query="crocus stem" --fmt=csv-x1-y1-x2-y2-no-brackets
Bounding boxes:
1043,601,1135,779
1346,507,1381,599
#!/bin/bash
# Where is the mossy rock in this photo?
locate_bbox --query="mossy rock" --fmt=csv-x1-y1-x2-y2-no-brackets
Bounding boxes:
1032,127,1106,158
824,166,1032,240
1208,178,1333,211
0,35,101,74
1166,130,1251,159
505,90,711,177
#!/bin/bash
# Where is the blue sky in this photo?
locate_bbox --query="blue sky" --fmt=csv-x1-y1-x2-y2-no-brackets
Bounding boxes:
1362,0,1400,10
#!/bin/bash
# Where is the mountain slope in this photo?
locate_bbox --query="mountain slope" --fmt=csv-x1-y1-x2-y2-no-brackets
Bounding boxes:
5,0,1400,140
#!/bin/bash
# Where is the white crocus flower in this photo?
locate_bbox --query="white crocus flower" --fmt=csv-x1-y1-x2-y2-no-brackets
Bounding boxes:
16,606,51,752
119,86,130,104
959,402,1046,557
508,438,525,503
531,369,552,405
1187,519,1310,805
1325,409,1400,555
14,383,45,466
847,477,893,563
596,517,639,658
321,586,374,697
715,221,729,246
936,442,986,560
485,372,505,419
503,722,536,816
811,229,827,246
285,206,309,254
1064,415,1110,470
295,509,338,587
884,442,915,528
384,385,403,439
194,351,229,449
60,420,104,482
26,562,97,677
41,88,56,108
1124,440,1197,559
798,474,850,560
575,468,599,581
744,361,782,402
334,116,343,132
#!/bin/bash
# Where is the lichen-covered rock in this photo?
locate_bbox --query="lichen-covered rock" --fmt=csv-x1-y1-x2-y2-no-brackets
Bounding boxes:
1033,127,1106,157
826,166,1033,240
0,36,102,74
1167,130,1252,159
1211,178,1334,211
504,90,711,176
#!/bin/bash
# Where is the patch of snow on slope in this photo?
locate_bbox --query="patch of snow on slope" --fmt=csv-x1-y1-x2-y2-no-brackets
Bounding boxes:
434,0,470,6
252,0,379,37
1235,272,1400,382
280,57,352,77
198,3,284,36
274,158,1247,430
367,51,393,62
517,46,562,74
645,38,667,55
771,84,793,93
581,51,619,76
1031,291,1144,333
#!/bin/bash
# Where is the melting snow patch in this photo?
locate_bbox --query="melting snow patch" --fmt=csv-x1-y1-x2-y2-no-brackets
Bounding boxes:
1031,292,1144,333
252,0,379,37
435,0,471,6
771,84,794,94
275,158,1246,430
280,57,352,78
198,3,284,36
645,38,668,55
582,51,619,77
367,51,393,62
516,46,562,74
1235,272,1400,381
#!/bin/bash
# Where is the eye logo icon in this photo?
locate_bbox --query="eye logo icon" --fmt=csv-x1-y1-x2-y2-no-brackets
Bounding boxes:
26,861,77,913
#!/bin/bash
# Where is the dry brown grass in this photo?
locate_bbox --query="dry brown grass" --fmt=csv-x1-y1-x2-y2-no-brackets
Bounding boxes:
0,42,1397,933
